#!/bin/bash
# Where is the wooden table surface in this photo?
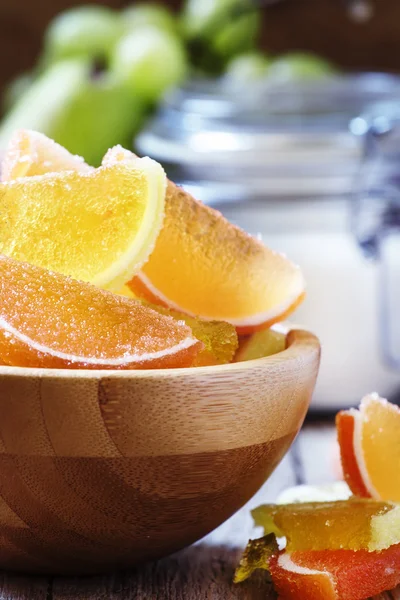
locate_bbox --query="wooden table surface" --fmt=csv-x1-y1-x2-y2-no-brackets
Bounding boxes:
1,423,398,600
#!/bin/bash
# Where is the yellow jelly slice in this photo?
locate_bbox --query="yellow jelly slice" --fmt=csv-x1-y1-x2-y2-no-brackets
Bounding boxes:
1,129,92,181
235,327,286,362
0,161,166,291
138,301,238,366
252,498,400,552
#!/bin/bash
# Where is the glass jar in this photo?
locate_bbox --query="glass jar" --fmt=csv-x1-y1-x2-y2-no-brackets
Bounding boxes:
137,75,400,410
351,101,400,371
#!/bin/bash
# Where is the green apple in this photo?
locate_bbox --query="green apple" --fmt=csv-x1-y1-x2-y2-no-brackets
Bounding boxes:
267,53,337,82
3,72,35,112
123,3,178,35
112,27,188,104
224,52,270,84
43,5,122,64
0,60,143,166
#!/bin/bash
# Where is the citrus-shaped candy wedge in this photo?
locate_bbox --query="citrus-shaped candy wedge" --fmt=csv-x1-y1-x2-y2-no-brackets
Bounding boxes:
181,314,238,367
269,545,400,600
236,535,400,600
252,498,400,552
235,327,286,362
103,146,305,334
0,161,166,291
118,291,238,366
0,255,201,369
337,394,400,502
1,129,92,181
138,301,238,366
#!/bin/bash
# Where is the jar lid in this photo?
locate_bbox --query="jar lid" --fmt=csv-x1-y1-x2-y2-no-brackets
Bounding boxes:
137,73,400,202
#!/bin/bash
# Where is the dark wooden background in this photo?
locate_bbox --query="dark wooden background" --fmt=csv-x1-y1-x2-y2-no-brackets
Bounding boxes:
0,0,400,95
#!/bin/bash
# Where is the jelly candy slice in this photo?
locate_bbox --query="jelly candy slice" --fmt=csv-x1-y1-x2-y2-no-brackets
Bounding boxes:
337,394,400,502
235,327,286,362
0,255,202,369
0,161,166,292
252,498,400,552
138,302,238,366
269,545,400,600
235,536,400,600
1,129,92,181
104,145,305,334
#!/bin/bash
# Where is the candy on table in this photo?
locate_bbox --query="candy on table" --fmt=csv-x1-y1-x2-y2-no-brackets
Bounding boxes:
235,535,400,600
234,534,278,583
252,498,400,552
337,394,400,503
235,395,400,599
269,544,400,600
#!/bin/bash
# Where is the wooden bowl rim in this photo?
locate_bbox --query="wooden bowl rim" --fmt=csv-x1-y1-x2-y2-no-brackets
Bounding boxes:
0,328,319,380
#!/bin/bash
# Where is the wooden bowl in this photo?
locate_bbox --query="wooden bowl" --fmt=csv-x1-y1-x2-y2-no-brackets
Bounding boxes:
0,328,319,575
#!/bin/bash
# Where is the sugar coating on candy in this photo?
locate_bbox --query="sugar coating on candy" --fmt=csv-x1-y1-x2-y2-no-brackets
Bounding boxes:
276,482,352,505
103,145,305,332
252,498,399,552
1,129,91,181
236,536,400,600
355,395,400,501
0,255,201,369
137,301,238,366
188,317,238,366
0,161,166,292
270,544,400,600
337,394,400,503
134,181,305,326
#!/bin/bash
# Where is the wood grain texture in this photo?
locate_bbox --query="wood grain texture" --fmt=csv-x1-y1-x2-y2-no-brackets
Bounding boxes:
52,545,276,600
49,546,400,600
0,425,396,599
0,329,320,574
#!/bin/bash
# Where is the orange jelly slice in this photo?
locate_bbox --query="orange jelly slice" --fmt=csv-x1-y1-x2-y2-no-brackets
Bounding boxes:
0,255,202,369
103,146,305,333
337,394,400,503
252,498,400,552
